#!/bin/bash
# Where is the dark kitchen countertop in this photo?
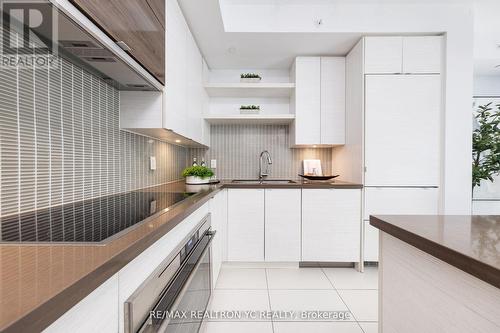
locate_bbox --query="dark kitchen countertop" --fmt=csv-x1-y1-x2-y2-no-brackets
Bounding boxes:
220,179,363,189
370,215,500,289
0,179,362,332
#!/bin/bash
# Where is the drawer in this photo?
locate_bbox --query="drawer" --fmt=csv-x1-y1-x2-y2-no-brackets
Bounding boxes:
364,187,439,220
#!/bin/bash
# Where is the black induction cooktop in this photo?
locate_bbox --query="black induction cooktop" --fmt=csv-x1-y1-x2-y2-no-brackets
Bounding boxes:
0,186,198,243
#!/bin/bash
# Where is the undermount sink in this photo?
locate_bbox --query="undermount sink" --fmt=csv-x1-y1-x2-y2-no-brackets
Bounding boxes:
231,179,297,184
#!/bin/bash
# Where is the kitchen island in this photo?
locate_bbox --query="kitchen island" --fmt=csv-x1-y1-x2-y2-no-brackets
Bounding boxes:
371,215,500,333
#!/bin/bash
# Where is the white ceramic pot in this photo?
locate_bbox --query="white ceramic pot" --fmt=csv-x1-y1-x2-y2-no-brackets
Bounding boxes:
185,176,211,184
239,108,260,114
185,184,210,193
240,77,261,83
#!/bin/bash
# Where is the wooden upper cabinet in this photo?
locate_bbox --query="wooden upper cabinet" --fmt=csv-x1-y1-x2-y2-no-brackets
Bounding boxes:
71,0,165,84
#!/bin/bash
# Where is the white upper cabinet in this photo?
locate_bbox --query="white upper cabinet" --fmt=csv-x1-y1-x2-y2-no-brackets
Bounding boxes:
186,32,203,144
364,36,442,74
120,0,209,147
364,37,403,74
402,36,442,74
292,56,345,146
364,75,441,186
165,0,188,136
321,57,346,145
292,57,321,145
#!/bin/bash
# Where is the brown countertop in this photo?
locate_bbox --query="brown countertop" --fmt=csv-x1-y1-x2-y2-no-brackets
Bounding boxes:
0,181,222,333
0,179,361,332
220,179,363,189
370,215,500,289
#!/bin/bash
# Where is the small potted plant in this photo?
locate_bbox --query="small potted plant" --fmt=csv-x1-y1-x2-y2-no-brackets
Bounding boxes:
182,165,214,184
240,104,260,114
240,73,262,83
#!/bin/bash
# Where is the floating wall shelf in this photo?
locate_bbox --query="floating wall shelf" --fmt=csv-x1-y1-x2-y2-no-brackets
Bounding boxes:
204,83,295,98
204,114,295,125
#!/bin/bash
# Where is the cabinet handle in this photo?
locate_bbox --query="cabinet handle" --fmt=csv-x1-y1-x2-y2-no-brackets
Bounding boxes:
117,41,132,51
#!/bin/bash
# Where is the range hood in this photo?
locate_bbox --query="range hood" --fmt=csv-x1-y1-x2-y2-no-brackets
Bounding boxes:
7,0,163,91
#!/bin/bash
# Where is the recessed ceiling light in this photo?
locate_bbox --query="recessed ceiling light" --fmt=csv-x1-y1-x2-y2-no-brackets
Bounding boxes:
175,139,181,143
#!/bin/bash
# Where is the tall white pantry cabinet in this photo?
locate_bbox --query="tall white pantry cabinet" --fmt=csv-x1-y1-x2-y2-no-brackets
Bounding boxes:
337,36,443,263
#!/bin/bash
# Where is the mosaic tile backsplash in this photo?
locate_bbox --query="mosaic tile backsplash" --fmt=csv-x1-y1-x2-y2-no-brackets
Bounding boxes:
189,124,333,180
0,57,187,227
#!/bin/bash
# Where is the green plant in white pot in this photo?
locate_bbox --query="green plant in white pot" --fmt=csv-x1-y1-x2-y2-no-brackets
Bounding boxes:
182,165,214,184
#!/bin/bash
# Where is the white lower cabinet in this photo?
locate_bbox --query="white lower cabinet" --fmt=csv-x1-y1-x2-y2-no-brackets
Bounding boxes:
364,220,379,262
227,189,265,261
43,274,119,333
302,189,362,262
364,187,439,220
265,189,301,262
210,189,227,288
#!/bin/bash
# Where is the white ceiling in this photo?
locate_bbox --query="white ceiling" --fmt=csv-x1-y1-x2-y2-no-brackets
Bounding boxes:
178,0,362,69
179,0,500,75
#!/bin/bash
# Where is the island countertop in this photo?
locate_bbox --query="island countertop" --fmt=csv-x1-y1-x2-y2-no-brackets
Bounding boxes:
370,215,500,288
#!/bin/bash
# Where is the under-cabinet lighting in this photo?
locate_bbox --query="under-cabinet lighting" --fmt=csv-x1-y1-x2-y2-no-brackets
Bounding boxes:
175,139,181,143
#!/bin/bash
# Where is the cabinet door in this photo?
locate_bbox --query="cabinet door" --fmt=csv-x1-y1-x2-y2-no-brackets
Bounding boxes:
402,36,442,74
364,187,439,220
44,275,119,332
72,0,165,83
294,57,321,145
320,57,346,145
265,189,301,262
210,189,227,288
227,189,264,261
187,32,203,143
364,220,379,262
164,0,188,136
364,75,441,186
302,189,361,262
364,37,403,74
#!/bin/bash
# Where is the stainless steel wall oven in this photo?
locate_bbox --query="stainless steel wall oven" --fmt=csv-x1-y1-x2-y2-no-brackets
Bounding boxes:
125,214,215,333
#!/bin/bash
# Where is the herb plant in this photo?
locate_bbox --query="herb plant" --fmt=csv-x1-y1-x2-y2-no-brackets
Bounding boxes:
240,105,260,110
472,102,500,189
182,165,214,178
240,73,261,79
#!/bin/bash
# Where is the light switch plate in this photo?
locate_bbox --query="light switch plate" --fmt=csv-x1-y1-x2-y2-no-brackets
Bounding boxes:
150,156,156,170
211,159,217,168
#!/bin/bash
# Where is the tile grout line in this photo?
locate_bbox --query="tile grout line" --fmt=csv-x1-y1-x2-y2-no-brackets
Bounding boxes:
320,267,362,325
264,268,275,333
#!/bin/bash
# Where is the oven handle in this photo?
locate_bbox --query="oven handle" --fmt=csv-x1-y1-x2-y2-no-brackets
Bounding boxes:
152,230,216,332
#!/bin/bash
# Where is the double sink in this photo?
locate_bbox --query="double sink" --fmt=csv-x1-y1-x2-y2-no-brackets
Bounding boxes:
231,179,297,185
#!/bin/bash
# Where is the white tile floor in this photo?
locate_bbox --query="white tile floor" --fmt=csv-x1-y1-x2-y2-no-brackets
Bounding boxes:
200,265,379,333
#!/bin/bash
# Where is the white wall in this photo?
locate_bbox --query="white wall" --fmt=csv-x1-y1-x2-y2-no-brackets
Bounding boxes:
474,76,500,96
219,0,474,214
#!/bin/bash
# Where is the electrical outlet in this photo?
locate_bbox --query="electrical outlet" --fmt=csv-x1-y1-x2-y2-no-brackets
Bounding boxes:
150,200,157,215
150,156,156,170
211,159,217,168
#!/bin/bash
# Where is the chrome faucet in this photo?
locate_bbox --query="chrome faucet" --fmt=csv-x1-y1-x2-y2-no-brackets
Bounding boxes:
259,150,273,180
